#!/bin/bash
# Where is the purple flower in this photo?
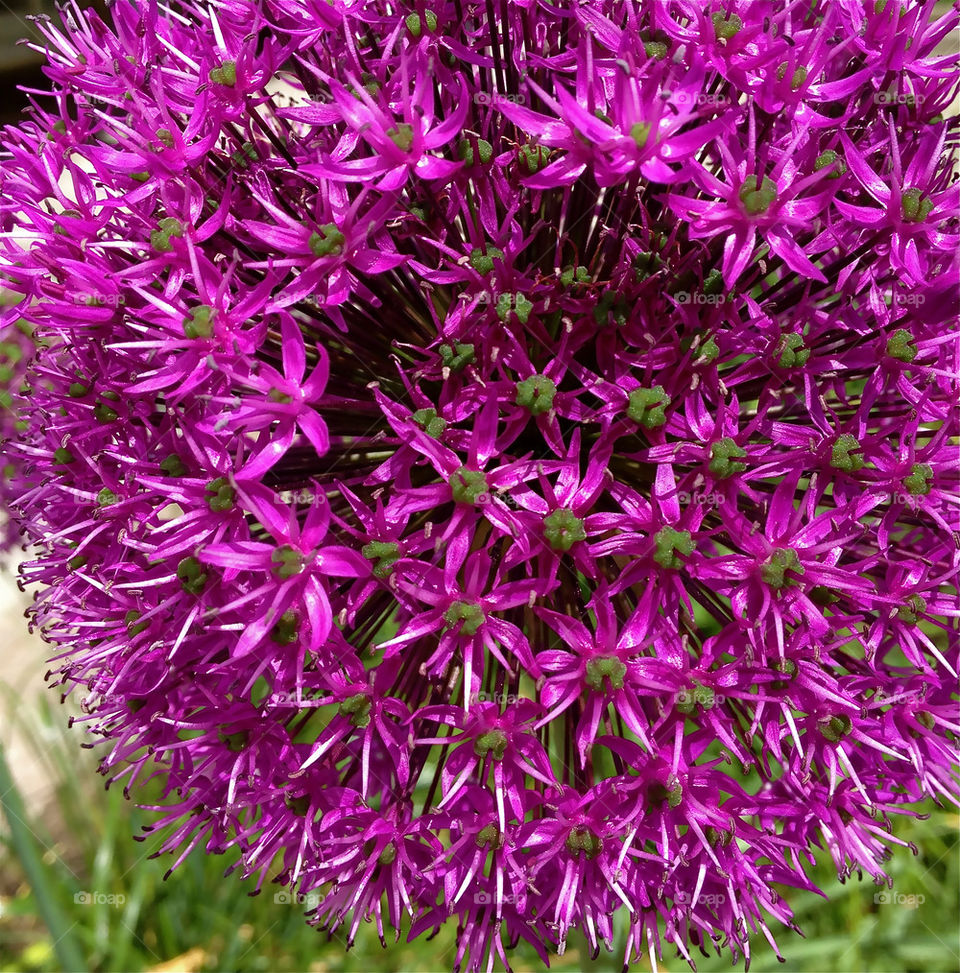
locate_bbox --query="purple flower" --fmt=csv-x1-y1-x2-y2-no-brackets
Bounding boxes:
837,125,959,285
1,1,958,971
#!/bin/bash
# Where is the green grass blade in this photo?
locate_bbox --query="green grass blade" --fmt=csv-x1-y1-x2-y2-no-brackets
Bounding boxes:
0,741,88,973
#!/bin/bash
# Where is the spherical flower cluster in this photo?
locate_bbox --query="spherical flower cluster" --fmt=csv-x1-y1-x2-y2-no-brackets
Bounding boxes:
1,1,958,970
0,316,31,550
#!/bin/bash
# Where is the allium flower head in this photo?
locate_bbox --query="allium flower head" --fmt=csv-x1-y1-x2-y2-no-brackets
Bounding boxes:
1,1,958,970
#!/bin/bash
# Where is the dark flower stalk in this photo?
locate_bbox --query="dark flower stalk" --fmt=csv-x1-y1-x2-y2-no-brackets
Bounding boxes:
0,311,31,549
0,1,958,970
